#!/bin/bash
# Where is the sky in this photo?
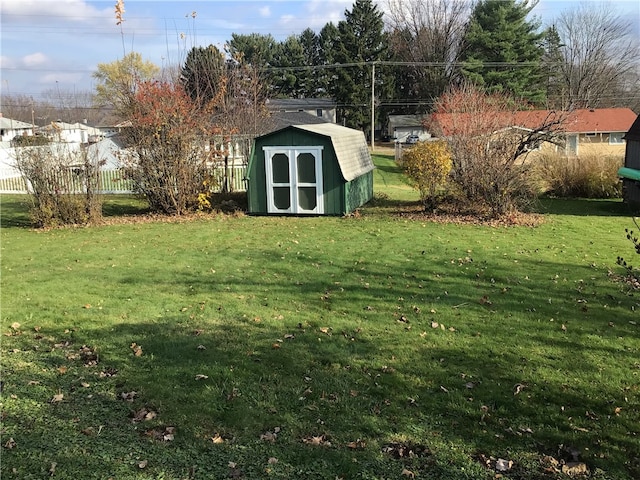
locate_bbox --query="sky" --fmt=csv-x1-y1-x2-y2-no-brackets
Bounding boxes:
1,0,639,105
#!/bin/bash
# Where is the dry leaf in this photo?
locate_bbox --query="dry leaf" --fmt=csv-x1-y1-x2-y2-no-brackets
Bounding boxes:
10,322,20,330
57,366,67,374
4,438,16,449
138,460,148,469
130,343,143,356
49,462,57,475
197,344,206,350
562,462,589,476
211,434,224,444
267,457,278,464
51,393,64,403
319,327,331,335
260,431,277,443
495,459,513,472
272,343,281,349
195,374,208,380
401,468,415,478
431,321,439,329
120,391,137,402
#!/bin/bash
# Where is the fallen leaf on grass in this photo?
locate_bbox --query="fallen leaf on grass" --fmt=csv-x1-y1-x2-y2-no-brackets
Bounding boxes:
431,321,439,329
49,462,57,475
302,435,331,447
120,391,137,402
4,438,16,449
319,327,331,335
195,374,208,380
132,407,157,423
57,366,68,374
11,322,21,331
145,426,175,442
401,468,415,478
562,462,589,476
346,439,366,450
495,459,513,472
197,344,206,350
514,383,526,395
260,430,278,443
210,434,224,444
51,393,64,403
267,457,278,464
138,460,148,469
130,343,143,357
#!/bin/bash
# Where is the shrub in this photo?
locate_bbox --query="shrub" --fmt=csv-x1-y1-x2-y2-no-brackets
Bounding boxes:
121,80,212,215
533,152,623,198
13,144,103,227
428,84,566,217
402,140,452,210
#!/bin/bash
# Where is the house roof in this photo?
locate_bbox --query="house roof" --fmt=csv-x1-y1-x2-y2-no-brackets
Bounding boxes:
292,123,374,182
388,114,428,128
263,111,328,133
0,116,35,130
624,114,640,142
266,98,336,111
430,108,637,136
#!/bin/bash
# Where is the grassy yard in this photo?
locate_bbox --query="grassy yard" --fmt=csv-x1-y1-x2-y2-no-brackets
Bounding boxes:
1,155,639,479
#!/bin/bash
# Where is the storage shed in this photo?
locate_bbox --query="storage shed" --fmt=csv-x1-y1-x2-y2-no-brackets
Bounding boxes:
247,123,374,215
618,113,640,209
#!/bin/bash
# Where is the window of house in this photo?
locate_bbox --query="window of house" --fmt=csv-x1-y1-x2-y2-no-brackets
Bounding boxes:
609,132,624,144
316,109,323,117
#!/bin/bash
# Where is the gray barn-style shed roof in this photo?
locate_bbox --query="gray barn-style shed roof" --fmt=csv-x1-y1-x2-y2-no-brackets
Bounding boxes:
291,123,374,181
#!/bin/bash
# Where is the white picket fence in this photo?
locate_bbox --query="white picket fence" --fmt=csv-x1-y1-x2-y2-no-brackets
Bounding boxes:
0,165,248,194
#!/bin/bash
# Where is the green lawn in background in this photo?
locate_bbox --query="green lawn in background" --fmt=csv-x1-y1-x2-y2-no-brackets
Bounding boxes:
1,155,638,479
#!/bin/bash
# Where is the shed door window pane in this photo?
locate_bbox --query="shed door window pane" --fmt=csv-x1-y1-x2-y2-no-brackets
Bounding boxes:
297,187,317,211
273,187,291,210
297,153,316,183
272,153,290,183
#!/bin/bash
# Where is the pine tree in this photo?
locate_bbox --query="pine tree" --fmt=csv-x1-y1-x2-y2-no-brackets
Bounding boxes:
460,0,545,105
180,45,227,107
328,0,393,131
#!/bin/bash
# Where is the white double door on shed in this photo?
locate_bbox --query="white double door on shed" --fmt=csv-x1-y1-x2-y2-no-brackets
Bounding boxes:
263,146,324,214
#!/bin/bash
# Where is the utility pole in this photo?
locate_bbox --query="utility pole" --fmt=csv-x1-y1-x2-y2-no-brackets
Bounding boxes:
370,62,375,151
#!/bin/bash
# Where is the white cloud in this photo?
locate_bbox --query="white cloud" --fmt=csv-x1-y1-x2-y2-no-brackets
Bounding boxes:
279,14,295,26
0,56,17,69
22,52,48,67
259,6,271,18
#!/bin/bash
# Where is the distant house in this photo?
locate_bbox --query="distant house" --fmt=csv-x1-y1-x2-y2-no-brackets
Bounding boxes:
0,115,35,143
387,115,430,143
266,98,337,124
429,108,637,157
36,121,103,144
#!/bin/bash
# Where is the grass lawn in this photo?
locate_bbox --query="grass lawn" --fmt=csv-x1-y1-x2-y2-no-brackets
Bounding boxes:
1,154,639,479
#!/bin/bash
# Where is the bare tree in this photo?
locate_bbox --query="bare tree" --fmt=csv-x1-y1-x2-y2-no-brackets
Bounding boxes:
385,0,470,110
551,2,640,109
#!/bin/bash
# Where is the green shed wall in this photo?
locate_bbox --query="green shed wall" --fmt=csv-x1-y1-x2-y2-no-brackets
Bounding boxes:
344,170,374,214
248,128,357,215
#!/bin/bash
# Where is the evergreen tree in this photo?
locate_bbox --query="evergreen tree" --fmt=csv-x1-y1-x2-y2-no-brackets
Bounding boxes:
180,45,227,107
540,25,566,109
460,0,545,105
328,0,393,132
